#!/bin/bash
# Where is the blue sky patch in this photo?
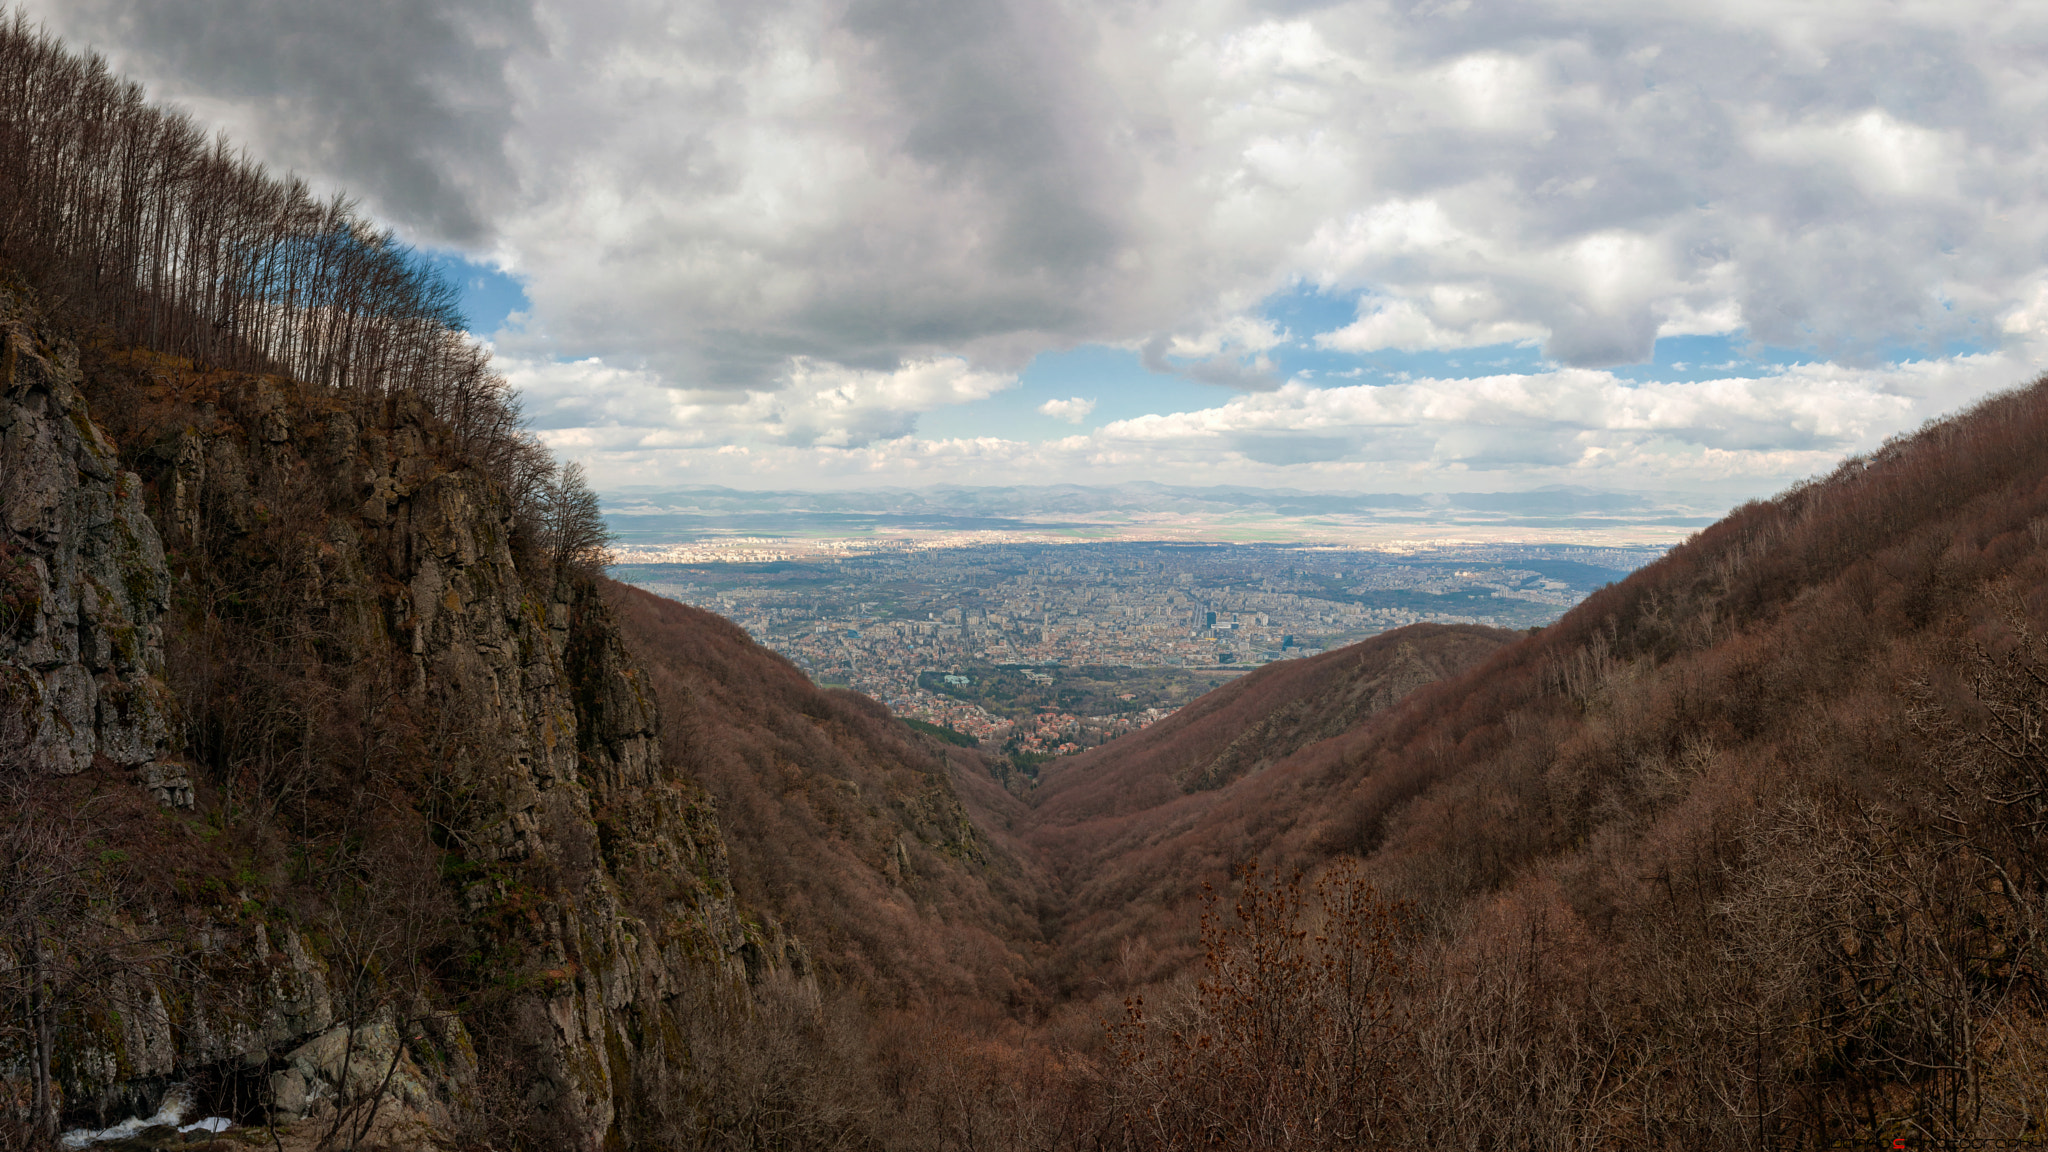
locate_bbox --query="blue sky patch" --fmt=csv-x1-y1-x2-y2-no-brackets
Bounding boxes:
917,345,1236,440
421,250,531,335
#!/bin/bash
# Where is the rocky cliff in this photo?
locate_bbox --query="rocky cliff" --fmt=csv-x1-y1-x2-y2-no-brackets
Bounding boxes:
0,300,176,791
0,286,809,1149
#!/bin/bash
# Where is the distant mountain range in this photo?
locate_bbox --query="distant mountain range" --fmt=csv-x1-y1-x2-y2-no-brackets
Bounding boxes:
602,482,1725,543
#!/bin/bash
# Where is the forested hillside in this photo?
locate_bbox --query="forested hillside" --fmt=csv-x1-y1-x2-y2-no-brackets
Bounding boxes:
1024,623,1513,989
601,582,1052,1007
1044,380,2048,1148
0,18,1034,1150
10,12,2048,1151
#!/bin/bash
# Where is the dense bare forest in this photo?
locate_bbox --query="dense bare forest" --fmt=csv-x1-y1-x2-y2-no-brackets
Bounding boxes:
7,14,2048,1152
0,13,566,525
1026,382,2048,1148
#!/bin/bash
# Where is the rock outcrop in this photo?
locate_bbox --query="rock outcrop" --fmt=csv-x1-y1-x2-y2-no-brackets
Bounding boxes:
1,287,803,1149
0,298,175,784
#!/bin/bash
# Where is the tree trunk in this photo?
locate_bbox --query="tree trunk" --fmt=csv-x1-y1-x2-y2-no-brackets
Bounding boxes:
29,915,55,1139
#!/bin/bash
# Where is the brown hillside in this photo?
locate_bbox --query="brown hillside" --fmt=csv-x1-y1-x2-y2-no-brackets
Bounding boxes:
1031,623,1516,820
601,580,1054,1009
1051,376,2048,1146
1021,623,1514,988
24,14,2048,1145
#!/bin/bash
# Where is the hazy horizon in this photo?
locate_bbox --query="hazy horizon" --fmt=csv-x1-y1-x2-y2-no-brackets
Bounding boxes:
601,479,1722,552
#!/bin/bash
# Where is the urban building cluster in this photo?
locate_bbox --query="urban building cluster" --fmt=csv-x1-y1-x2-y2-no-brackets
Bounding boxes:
612,540,1649,760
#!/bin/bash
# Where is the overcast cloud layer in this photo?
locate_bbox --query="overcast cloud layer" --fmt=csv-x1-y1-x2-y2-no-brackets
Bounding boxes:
27,0,2048,499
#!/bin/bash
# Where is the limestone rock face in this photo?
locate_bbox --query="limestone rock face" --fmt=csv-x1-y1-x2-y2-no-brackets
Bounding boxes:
0,284,790,1150
0,299,173,781
159,412,759,1147
155,390,775,1145
62,920,340,1124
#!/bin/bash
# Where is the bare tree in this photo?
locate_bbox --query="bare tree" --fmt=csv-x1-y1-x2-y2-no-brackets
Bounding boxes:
536,461,611,577
0,777,159,1144
1103,859,1413,1150
0,13,557,536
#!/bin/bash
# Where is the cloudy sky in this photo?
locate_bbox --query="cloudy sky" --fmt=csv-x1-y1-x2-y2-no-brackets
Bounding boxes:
25,0,2048,500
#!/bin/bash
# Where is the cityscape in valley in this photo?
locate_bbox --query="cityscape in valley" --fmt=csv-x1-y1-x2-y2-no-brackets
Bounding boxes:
609,537,1658,768
18,5,2048,1147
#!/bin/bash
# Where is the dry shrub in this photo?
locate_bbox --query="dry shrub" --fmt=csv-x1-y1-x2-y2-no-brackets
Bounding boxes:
1103,859,1411,1150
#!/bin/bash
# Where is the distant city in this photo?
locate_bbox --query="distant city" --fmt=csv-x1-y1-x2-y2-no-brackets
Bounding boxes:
609,535,1662,770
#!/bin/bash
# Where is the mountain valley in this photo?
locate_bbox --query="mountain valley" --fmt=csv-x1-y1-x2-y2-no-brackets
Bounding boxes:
8,21,2048,1151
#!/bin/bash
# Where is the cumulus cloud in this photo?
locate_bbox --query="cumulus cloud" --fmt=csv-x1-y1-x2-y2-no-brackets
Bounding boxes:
34,0,2048,490
1095,369,1919,463
538,339,2038,497
1137,316,1290,388
767,357,1016,445
1317,292,1545,353
23,0,537,244
502,350,1014,451
1039,396,1098,423
49,0,2048,372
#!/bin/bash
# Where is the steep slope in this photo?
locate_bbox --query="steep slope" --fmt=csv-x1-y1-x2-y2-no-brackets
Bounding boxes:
0,26,1051,1146
3,272,1068,1151
1032,623,1515,820
0,289,805,1149
1022,624,1514,986
603,582,1053,1009
1061,377,2048,1147
1,297,175,784
1063,381,2048,930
